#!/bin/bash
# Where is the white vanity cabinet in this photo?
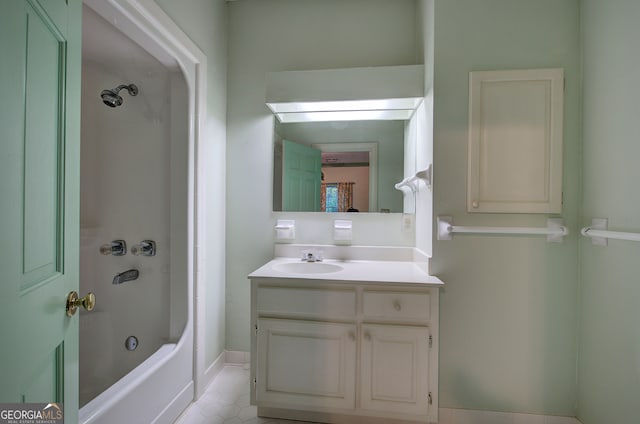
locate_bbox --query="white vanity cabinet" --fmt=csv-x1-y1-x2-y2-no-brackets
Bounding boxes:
250,279,439,424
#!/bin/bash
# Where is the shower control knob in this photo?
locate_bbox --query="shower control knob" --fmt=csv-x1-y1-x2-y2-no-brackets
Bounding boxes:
100,240,127,256
66,291,96,317
131,240,156,256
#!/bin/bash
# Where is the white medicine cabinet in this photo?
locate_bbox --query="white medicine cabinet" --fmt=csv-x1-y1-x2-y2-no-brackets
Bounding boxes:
467,68,564,214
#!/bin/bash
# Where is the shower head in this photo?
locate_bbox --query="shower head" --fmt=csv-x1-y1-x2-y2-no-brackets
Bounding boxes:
100,84,138,107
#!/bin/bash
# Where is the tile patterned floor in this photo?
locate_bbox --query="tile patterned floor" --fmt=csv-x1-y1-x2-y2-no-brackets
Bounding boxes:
175,364,582,424
174,364,320,424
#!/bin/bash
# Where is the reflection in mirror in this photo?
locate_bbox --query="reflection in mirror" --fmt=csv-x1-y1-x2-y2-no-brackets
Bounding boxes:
320,147,372,213
273,120,405,213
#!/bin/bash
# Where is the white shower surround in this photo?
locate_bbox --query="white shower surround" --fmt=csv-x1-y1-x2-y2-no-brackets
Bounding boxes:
80,0,209,422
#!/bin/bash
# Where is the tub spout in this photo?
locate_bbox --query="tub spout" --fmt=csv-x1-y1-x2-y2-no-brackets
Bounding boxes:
113,269,139,285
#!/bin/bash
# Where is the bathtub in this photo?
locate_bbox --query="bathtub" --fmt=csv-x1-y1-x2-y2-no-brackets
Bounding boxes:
78,0,208,421
79,1,193,422
79,341,193,424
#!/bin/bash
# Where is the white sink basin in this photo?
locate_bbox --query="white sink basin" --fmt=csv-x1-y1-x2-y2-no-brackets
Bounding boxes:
272,261,344,274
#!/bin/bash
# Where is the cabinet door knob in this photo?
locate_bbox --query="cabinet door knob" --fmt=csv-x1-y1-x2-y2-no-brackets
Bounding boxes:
348,331,355,341
364,332,371,341
393,301,402,311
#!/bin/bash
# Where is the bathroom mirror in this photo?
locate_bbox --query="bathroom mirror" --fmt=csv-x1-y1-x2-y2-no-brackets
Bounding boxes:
273,119,406,213
266,65,424,213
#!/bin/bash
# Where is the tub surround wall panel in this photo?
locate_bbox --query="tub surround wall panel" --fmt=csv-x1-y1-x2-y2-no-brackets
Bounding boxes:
578,1,640,423
80,19,173,405
226,0,419,352
431,0,580,416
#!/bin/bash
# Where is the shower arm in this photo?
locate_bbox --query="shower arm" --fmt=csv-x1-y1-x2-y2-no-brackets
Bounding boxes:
112,84,138,96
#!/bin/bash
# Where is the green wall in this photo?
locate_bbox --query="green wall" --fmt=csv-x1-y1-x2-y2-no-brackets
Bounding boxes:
578,1,640,423
431,0,581,415
146,2,640,421
225,0,419,352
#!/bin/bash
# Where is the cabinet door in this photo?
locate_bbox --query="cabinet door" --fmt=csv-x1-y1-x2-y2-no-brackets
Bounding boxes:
256,318,356,410
360,325,430,417
467,68,564,213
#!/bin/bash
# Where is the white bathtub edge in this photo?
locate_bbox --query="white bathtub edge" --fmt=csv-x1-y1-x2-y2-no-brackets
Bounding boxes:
79,344,177,424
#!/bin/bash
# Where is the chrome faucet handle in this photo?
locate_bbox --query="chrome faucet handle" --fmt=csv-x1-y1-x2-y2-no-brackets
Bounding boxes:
131,240,156,256
100,240,127,256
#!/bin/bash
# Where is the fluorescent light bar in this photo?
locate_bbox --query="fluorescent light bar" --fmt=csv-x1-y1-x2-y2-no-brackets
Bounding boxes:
267,98,423,114
276,109,416,123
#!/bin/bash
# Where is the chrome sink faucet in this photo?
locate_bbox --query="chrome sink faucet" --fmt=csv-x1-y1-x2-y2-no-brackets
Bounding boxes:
301,250,323,262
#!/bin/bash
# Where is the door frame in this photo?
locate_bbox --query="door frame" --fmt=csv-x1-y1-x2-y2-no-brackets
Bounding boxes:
312,142,378,212
83,0,211,398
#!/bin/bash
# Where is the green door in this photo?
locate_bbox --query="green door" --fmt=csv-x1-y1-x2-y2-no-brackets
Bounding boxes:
282,139,322,211
0,0,81,421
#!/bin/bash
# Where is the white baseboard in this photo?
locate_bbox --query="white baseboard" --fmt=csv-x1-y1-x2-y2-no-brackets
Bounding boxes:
438,408,581,424
197,351,248,399
200,350,226,396
224,350,250,365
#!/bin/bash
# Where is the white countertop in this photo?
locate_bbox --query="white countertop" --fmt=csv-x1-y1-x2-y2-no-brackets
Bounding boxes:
248,257,443,286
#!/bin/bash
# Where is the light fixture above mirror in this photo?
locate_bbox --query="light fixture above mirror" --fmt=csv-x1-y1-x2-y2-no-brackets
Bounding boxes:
266,65,424,123
267,98,423,123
